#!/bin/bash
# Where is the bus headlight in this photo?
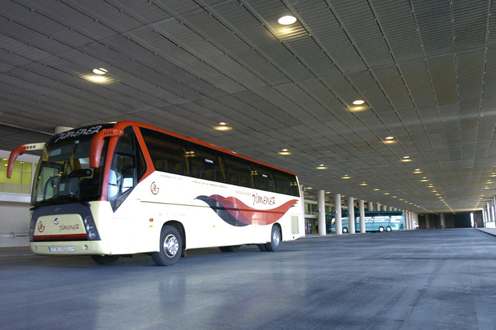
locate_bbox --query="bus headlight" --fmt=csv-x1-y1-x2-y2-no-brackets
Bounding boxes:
29,219,36,242
84,216,99,241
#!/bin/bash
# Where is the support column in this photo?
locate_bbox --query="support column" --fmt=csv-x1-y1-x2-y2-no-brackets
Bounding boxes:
55,126,73,134
368,202,373,211
440,213,446,229
404,211,408,230
425,214,430,229
376,203,381,211
318,190,326,236
383,205,388,211
359,199,366,233
488,203,493,223
335,194,342,235
349,197,355,234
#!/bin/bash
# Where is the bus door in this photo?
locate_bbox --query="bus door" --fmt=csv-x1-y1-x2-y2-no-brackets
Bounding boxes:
106,127,147,254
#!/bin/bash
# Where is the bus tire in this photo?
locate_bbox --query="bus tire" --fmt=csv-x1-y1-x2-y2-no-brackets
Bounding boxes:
378,226,384,233
91,255,120,265
265,225,281,252
152,225,182,266
343,227,348,233
386,226,392,232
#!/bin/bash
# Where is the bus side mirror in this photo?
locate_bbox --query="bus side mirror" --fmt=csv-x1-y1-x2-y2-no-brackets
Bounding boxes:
89,128,124,169
7,143,45,178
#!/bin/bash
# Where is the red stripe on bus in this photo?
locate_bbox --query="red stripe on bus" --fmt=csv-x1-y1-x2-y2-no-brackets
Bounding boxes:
33,234,88,241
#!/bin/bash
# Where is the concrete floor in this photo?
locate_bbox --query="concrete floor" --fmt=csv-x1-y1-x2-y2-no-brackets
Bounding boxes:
1,228,496,330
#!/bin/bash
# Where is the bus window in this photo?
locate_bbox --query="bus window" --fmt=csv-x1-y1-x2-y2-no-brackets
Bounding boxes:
224,156,252,188
275,172,299,196
187,144,225,183
108,127,146,210
140,128,188,176
251,166,275,192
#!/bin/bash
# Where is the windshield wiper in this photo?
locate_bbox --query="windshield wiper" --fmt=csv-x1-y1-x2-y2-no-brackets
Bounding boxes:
32,195,87,210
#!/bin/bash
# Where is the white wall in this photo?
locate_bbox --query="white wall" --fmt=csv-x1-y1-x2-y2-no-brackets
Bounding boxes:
0,150,39,247
0,198,30,247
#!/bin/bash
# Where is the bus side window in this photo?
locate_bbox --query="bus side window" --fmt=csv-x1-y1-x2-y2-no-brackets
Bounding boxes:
224,156,252,189
186,144,226,183
274,172,299,197
251,167,275,192
140,128,188,176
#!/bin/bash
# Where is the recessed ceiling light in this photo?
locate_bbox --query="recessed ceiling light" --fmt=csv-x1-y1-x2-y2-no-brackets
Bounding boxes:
359,182,367,186
413,169,422,174
92,68,108,75
383,136,396,144
373,188,380,191
353,99,365,105
214,122,232,131
341,174,351,179
278,149,291,155
83,75,111,84
401,156,412,162
316,164,327,170
278,15,297,25
349,105,367,112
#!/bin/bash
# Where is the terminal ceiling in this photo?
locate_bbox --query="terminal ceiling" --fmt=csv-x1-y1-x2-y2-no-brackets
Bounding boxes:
0,0,495,214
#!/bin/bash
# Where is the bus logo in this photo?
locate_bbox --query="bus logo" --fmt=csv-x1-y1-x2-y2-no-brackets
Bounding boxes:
151,182,159,195
37,221,45,233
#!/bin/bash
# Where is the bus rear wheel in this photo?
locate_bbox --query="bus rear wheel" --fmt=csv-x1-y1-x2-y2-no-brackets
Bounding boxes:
152,225,182,266
342,227,349,233
91,255,120,265
265,225,281,252
386,226,392,232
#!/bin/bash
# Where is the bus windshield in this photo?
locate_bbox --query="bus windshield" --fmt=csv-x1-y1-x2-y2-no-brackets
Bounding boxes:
32,138,107,207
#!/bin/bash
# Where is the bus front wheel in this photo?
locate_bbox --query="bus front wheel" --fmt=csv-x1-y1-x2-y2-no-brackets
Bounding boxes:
152,225,182,266
342,227,349,233
378,226,385,233
265,225,281,252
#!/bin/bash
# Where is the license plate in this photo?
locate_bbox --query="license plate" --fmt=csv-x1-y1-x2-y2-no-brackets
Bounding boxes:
49,246,75,252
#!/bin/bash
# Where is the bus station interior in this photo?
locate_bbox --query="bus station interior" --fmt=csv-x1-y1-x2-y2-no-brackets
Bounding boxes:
2,1,496,328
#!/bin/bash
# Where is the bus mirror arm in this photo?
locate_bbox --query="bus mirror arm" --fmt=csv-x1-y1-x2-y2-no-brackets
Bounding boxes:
89,128,124,168
7,143,45,178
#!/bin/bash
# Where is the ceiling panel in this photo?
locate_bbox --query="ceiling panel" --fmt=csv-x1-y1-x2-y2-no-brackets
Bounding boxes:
0,0,495,212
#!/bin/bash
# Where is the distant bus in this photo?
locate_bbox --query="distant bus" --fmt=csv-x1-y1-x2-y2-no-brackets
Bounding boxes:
328,211,405,233
8,121,304,266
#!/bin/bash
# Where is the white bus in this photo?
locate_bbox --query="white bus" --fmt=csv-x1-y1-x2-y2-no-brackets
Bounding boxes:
8,121,304,266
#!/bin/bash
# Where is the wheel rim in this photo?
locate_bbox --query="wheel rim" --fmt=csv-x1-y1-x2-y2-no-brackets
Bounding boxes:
164,234,179,258
379,227,384,232
273,229,281,246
